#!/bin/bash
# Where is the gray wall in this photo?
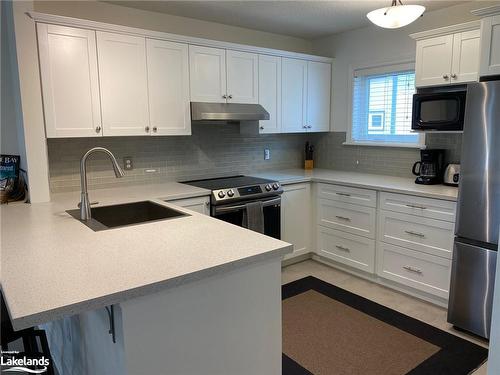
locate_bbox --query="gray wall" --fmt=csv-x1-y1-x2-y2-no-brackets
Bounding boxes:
47,124,321,193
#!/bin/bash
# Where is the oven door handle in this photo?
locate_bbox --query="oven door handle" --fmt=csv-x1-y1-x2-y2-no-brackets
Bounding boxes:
214,197,281,214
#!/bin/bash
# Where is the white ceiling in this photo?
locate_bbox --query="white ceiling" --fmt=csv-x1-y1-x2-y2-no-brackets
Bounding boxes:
105,0,468,39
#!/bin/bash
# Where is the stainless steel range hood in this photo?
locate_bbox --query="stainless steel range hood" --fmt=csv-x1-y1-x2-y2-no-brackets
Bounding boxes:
191,102,269,122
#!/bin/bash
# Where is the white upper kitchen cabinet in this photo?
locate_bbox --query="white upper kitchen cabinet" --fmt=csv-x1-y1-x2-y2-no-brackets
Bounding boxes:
415,35,454,87
479,14,500,77
258,55,281,134
97,32,150,136
306,61,331,132
189,45,227,103
281,58,308,133
413,22,481,87
146,39,191,136
37,24,102,138
451,30,481,83
226,50,259,104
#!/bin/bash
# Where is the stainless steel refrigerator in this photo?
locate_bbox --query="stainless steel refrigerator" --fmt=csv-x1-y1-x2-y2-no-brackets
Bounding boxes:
447,79,500,339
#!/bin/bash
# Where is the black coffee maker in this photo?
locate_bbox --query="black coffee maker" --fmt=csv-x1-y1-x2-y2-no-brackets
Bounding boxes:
412,149,444,185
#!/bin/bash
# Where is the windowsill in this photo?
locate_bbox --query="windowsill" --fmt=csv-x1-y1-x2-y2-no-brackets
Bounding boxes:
342,141,426,149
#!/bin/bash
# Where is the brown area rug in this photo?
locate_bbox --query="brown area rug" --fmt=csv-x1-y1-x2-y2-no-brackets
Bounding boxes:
282,276,488,375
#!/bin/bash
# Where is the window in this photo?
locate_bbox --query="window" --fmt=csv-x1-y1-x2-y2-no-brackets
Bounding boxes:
348,63,424,147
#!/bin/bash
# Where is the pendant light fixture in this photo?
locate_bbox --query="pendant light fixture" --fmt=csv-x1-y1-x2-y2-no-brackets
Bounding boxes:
367,0,425,29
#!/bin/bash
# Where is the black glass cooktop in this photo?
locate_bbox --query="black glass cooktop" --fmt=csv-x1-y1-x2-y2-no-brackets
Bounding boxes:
182,175,275,190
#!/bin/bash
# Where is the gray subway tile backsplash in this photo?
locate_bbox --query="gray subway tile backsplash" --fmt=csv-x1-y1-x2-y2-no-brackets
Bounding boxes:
47,124,462,193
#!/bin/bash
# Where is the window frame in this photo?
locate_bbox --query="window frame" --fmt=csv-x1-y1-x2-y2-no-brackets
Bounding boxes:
345,60,425,149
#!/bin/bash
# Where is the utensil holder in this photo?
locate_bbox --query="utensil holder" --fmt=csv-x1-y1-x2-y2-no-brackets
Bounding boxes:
304,160,314,170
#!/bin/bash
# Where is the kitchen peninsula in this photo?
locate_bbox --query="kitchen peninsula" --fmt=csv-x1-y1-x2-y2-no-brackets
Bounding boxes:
1,182,292,374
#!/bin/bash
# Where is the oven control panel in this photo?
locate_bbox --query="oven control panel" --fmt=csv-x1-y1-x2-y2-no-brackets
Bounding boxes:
212,182,282,204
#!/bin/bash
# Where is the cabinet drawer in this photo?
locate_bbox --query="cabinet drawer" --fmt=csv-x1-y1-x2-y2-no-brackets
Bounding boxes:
317,226,375,273
317,183,377,208
379,192,456,222
318,199,376,239
378,211,454,259
376,242,451,299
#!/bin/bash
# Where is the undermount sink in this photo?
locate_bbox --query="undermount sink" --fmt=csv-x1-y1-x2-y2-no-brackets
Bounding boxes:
67,201,188,231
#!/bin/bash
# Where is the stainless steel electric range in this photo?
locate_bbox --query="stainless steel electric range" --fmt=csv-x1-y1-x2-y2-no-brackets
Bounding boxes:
182,175,283,239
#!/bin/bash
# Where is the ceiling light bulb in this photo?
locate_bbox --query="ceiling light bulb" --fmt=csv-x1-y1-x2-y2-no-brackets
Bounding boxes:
367,3,425,29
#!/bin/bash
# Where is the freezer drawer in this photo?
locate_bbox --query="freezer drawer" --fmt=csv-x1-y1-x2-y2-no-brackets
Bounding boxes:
447,240,497,339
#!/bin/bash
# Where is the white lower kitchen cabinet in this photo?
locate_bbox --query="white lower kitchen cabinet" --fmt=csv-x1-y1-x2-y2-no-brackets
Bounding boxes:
377,210,454,259
281,183,312,260
167,196,210,215
376,242,451,299
317,226,375,273
317,198,376,239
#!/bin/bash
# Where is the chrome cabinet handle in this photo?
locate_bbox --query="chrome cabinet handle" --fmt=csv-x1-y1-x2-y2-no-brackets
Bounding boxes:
260,126,264,130
222,94,227,99
205,201,210,206
145,126,150,133
336,192,351,197
406,204,427,209
335,245,350,252
307,125,312,129
228,94,233,99
335,215,351,222
405,230,426,238
152,126,158,133
443,74,449,80
95,126,101,133
403,265,423,274
451,73,457,79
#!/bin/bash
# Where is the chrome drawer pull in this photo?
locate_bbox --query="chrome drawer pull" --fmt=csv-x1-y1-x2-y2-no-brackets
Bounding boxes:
335,245,350,252
403,265,423,274
405,230,426,238
336,192,351,197
335,215,351,221
405,204,427,209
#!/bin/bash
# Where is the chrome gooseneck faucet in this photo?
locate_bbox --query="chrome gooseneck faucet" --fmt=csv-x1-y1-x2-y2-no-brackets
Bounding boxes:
80,147,124,221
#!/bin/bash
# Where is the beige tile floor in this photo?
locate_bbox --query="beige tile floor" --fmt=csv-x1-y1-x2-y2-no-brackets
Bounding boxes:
282,259,489,375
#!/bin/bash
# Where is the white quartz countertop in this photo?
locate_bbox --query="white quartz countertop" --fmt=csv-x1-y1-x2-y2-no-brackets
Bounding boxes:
1,182,292,331
251,169,458,201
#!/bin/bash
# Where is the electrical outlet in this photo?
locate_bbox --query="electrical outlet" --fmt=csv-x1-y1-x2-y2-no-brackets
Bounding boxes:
123,157,133,170
264,149,270,160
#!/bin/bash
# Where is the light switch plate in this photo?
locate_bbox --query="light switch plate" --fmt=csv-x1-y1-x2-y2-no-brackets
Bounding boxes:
264,149,270,160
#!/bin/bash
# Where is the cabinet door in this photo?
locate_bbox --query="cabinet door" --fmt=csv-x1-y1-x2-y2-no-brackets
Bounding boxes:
189,45,226,103
226,50,258,104
306,61,331,132
281,183,311,258
37,24,102,138
281,58,307,133
146,39,191,136
415,35,453,87
167,196,210,215
258,55,281,134
97,32,149,136
479,15,500,77
451,30,480,83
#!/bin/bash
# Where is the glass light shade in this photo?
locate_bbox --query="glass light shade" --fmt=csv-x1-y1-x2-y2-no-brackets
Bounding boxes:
367,4,425,29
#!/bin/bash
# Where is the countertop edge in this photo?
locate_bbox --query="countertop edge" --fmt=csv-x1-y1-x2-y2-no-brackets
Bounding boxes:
10,244,292,331
275,175,457,202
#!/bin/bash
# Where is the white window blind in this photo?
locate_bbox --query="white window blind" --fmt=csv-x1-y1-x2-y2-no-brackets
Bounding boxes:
350,66,423,147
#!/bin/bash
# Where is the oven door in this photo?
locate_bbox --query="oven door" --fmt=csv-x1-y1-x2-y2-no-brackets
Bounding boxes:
212,196,281,239
411,91,466,131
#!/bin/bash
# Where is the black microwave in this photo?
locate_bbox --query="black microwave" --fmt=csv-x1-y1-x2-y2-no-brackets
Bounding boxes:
411,89,466,132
